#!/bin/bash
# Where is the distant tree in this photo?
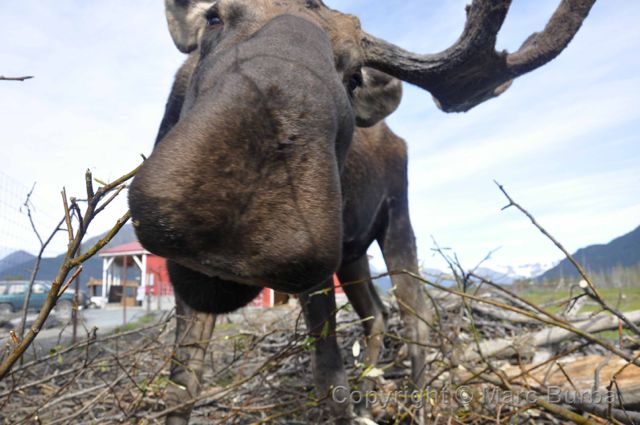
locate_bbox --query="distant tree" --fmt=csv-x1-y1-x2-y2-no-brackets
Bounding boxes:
1,275,25,281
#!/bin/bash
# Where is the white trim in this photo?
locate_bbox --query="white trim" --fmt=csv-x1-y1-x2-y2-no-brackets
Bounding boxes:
141,254,148,301
103,257,115,300
132,255,143,270
99,249,148,258
102,258,107,299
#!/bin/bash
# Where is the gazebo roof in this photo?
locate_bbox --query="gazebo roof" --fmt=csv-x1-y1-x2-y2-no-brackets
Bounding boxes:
99,241,148,257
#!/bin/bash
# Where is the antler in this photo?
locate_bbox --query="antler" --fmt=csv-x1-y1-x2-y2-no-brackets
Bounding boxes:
362,0,597,113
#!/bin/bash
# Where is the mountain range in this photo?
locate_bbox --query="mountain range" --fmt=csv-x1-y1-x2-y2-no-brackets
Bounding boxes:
538,225,640,281
0,250,36,275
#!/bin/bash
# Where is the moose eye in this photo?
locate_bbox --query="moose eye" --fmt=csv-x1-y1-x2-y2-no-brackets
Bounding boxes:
206,11,223,26
347,73,363,93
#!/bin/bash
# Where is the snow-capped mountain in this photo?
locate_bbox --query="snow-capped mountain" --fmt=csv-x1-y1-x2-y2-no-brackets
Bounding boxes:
486,261,559,280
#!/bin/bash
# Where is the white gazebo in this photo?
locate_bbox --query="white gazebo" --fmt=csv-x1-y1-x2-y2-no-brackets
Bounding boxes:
97,242,148,307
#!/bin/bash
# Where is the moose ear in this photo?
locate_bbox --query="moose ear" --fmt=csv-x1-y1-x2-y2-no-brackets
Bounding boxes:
165,0,215,53
352,68,402,128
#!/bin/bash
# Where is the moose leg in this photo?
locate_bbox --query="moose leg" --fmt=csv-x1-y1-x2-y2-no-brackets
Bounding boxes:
338,256,387,415
300,278,353,424
166,291,216,425
379,204,431,391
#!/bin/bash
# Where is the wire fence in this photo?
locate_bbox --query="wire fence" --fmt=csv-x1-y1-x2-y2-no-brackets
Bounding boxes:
0,171,61,278
0,171,36,270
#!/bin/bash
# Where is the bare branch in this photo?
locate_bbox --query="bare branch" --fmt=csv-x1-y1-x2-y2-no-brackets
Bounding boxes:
84,169,95,202
0,75,33,81
61,188,74,250
0,164,139,380
16,183,67,340
16,215,65,340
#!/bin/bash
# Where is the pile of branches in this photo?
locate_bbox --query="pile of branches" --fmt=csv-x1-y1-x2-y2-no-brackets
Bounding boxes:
0,281,639,425
414,282,640,424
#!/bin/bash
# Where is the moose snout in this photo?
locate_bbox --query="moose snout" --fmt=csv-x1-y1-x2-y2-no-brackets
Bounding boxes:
128,126,344,293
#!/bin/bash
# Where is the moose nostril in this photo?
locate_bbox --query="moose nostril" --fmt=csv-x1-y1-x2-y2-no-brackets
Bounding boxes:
129,183,188,257
207,12,222,26
133,212,188,258
305,0,323,9
277,138,295,152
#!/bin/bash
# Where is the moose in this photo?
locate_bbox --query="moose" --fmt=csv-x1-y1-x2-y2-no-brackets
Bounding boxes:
128,0,595,423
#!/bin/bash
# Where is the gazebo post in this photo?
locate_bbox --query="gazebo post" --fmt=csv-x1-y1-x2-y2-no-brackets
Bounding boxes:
101,257,115,306
132,254,145,309
108,261,114,295
102,258,108,302
142,254,148,313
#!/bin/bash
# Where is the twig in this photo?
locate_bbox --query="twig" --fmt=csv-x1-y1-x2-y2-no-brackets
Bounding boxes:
17,182,67,340
0,75,33,81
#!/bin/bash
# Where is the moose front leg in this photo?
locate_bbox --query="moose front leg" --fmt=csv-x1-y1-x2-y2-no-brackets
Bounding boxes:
166,292,216,425
338,255,387,416
300,278,354,424
379,203,431,391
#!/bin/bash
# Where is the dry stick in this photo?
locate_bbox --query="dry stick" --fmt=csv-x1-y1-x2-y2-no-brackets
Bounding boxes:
61,188,74,251
84,168,95,200
535,398,602,425
555,362,580,394
0,75,33,81
495,181,640,338
0,165,140,380
17,203,66,340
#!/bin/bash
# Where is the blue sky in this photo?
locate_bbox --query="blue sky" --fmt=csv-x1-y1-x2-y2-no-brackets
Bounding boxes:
1,1,638,273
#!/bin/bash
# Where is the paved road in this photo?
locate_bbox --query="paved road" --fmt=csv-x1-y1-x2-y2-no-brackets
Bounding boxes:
1,306,166,358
